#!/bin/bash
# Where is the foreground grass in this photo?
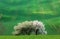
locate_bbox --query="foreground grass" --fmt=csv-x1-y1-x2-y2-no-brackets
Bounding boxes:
0,35,60,39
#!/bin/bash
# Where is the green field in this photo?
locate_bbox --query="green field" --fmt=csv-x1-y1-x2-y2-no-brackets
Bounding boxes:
0,35,60,39
0,0,60,35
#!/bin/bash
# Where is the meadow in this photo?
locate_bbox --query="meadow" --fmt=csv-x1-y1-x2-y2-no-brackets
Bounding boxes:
0,35,60,39
0,0,60,35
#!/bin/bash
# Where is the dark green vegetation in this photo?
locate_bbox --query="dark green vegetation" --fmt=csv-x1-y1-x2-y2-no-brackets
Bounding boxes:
0,0,60,35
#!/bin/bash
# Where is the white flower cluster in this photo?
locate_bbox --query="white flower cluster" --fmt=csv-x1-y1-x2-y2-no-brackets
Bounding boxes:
12,20,47,35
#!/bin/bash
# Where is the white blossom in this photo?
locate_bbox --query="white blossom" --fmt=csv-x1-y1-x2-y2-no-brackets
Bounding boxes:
12,20,47,35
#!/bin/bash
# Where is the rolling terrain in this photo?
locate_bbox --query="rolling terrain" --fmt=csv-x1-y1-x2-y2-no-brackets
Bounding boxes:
0,0,60,35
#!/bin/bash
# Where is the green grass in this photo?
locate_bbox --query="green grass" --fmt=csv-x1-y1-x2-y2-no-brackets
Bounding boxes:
0,35,60,39
43,17,60,35
0,0,60,35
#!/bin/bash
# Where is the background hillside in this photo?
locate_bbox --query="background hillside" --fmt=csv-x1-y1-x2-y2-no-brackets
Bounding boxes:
0,0,60,35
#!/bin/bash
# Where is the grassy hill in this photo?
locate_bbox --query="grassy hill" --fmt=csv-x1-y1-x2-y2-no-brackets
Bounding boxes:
0,0,60,35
